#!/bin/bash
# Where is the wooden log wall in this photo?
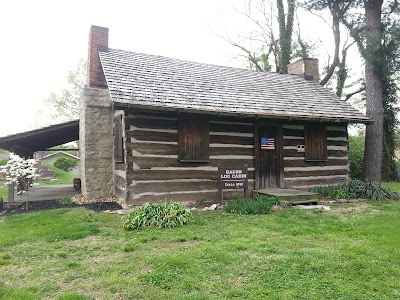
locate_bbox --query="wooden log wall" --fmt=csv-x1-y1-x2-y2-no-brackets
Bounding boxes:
124,109,255,206
282,123,349,189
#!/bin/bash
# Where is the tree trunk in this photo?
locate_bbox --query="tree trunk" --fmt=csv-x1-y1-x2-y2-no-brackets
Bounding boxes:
362,0,384,182
277,0,296,74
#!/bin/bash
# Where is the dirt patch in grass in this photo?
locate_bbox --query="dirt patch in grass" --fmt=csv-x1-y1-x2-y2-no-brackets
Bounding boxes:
328,202,380,219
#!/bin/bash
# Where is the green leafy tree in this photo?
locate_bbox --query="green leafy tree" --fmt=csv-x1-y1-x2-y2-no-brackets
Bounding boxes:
45,59,86,122
349,134,365,180
342,0,400,181
276,0,296,73
54,157,78,172
382,53,399,181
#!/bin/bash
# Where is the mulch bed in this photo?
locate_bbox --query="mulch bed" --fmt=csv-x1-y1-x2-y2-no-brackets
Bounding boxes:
0,200,123,217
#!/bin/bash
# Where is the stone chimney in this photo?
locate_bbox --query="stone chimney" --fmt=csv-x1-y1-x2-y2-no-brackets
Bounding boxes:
287,58,320,83
80,25,113,201
87,25,109,87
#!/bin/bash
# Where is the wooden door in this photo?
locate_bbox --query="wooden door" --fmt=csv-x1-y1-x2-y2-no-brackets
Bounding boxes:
255,124,282,189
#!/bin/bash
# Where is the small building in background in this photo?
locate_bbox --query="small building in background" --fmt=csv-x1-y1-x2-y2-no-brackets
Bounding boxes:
37,151,80,175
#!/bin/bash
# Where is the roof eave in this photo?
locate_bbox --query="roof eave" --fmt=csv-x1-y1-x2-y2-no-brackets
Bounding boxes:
113,102,371,125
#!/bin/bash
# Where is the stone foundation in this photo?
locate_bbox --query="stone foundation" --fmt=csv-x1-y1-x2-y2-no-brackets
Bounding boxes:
79,87,113,199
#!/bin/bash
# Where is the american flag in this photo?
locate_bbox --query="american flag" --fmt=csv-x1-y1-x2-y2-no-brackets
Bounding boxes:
261,137,275,150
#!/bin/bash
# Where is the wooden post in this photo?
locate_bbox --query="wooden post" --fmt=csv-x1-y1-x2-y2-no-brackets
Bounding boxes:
244,187,250,199
218,189,223,205
243,164,249,198
7,183,14,202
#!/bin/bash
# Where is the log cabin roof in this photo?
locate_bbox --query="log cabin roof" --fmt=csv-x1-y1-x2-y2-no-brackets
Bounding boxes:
99,49,370,124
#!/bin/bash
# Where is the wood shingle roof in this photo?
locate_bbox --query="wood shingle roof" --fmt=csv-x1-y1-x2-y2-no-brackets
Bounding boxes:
99,49,369,124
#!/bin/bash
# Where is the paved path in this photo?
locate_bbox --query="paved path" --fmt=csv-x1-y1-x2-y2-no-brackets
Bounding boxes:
14,184,79,201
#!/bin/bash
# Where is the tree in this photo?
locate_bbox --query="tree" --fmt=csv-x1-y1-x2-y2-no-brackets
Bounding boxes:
349,134,365,180
380,6,400,182
219,0,301,73
45,59,86,122
330,0,400,181
54,157,78,172
362,0,385,182
276,0,296,73
0,154,37,193
223,0,352,91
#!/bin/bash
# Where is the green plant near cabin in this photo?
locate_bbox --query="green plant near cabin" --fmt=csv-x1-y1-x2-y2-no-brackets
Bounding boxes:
56,198,73,206
311,185,352,199
123,201,193,230
224,195,278,215
348,134,364,180
311,180,400,201
344,180,399,200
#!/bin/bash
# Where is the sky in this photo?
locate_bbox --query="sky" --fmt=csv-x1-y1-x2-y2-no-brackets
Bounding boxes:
0,0,357,136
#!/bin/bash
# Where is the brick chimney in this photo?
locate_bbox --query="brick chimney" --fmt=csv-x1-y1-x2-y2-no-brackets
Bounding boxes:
87,25,109,88
287,58,320,83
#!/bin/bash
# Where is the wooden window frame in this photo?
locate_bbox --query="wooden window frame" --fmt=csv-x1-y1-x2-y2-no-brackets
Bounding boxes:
304,123,327,162
178,115,209,163
113,114,124,163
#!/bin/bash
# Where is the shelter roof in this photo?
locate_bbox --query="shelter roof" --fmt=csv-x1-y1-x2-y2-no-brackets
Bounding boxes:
0,120,79,158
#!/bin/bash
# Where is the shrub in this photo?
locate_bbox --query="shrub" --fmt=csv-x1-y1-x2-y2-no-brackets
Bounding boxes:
311,185,352,199
349,135,364,180
54,157,78,172
344,180,399,200
56,198,73,205
123,201,193,230
0,160,7,166
311,180,400,201
224,195,278,215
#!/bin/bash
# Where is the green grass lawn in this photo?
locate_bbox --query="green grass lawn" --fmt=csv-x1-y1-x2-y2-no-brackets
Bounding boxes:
382,181,400,192
0,167,77,200
37,166,78,185
0,180,8,200
1,202,400,299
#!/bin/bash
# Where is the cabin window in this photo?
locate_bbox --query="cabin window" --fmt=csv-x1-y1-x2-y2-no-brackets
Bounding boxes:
305,123,327,161
113,114,124,163
178,115,209,162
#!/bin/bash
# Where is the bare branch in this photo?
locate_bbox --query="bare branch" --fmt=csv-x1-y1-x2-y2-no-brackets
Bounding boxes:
303,8,333,29
319,13,340,86
345,87,365,101
217,32,264,71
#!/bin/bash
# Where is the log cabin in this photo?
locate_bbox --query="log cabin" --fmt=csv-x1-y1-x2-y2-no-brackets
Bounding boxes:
80,25,370,207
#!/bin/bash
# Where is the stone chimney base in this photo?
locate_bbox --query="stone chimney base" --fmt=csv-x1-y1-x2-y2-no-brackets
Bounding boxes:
79,87,113,200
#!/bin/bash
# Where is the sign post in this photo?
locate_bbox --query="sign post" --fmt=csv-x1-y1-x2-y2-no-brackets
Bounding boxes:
218,165,248,204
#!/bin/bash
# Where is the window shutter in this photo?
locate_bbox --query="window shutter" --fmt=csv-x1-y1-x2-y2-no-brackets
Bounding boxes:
114,115,124,162
178,116,209,162
305,123,327,161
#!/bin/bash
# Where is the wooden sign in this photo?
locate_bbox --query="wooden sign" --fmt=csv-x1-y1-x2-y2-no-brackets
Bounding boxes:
218,165,249,203
218,165,248,189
